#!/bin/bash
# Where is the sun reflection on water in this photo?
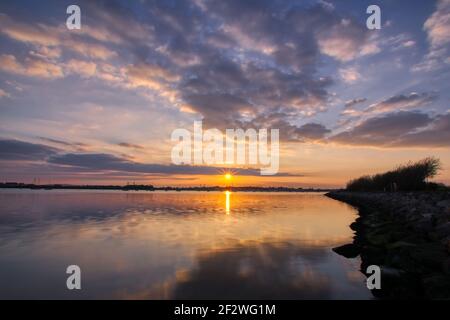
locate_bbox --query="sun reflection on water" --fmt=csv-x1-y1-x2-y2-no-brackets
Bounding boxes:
225,191,231,214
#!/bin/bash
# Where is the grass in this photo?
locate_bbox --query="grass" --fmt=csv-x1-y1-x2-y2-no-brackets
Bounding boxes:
346,157,444,192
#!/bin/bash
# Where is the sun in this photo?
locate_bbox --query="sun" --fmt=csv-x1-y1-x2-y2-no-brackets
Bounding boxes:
219,168,237,183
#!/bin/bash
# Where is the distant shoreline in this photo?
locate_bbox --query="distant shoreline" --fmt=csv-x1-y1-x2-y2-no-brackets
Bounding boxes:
0,182,334,193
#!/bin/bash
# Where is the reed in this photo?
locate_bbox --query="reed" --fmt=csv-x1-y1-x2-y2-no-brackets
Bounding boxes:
346,157,442,192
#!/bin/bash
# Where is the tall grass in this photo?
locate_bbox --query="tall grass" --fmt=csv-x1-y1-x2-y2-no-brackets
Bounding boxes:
346,157,442,192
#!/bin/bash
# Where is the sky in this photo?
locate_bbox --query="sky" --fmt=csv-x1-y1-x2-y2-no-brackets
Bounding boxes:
0,0,449,188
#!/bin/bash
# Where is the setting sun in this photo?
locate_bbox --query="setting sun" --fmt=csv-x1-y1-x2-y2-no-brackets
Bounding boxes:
225,173,232,180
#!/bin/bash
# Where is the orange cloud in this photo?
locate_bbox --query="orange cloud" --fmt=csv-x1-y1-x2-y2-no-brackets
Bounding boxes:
0,14,116,61
0,54,64,79
65,59,97,78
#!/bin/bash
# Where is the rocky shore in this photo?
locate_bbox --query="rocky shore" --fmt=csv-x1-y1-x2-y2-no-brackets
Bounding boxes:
326,191,450,299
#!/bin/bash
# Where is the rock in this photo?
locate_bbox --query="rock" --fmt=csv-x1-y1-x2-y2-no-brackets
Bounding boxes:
442,258,450,275
360,246,385,267
410,243,448,270
387,241,417,250
423,274,450,299
435,222,450,239
437,200,450,209
435,214,450,225
440,236,450,253
381,266,403,278
326,191,450,299
366,231,391,246
414,217,434,233
332,243,360,258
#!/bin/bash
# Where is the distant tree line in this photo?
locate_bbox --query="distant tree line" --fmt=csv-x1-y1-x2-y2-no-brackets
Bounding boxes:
0,183,155,191
0,183,333,192
346,157,444,192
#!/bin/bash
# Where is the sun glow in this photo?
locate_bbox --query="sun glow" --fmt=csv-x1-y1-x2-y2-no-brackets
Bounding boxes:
225,173,232,180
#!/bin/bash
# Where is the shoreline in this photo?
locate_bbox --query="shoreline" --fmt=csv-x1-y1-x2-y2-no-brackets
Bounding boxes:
326,191,450,299
0,183,333,193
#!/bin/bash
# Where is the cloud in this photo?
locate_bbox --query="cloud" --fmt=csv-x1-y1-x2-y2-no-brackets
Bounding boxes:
414,0,450,71
0,54,64,79
47,153,293,176
395,113,450,147
365,92,437,113
125,63,179,100
0,136,294,177
0,88,10,98
382,33,416,51
117,142,144,150
339,67,361,83
223,112,331,142
330,111,450,148
64,39,116,60
402,40,416,48
344,98,367,108
424,0,450,48
30,46,62,59
294,123,331,141
177,1,373,133
341,98,367,117
0,13,60,46
0,1,374,129
0,13,115,60
38,137,88,150
82,0,370,140
317,20,379,61
184,93,253,127
180,58,333,132
65,59,97,78
0,138,295,177
0,0,381,147
0,139,59,160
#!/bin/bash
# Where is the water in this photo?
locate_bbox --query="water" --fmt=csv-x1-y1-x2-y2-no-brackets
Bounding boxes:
0,190,372,299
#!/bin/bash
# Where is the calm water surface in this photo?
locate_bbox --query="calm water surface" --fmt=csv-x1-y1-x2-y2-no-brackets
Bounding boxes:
0,190,372,299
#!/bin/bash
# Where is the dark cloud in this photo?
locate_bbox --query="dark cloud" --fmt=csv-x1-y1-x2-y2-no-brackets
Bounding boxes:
0,139,59,160
117,142,144,150
294,123,331,140
344,98,367,108
330,111,450,148
366,92,438,113
184,93,253,128
177,1,371,137
80,0,371,141
181,60,333,137
38,137,88,149
393,113,450,147
0,0,376,143
47,153,294,177
229,112,331,142
38,137,73,147
173,1,370,134
0,139,296,176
